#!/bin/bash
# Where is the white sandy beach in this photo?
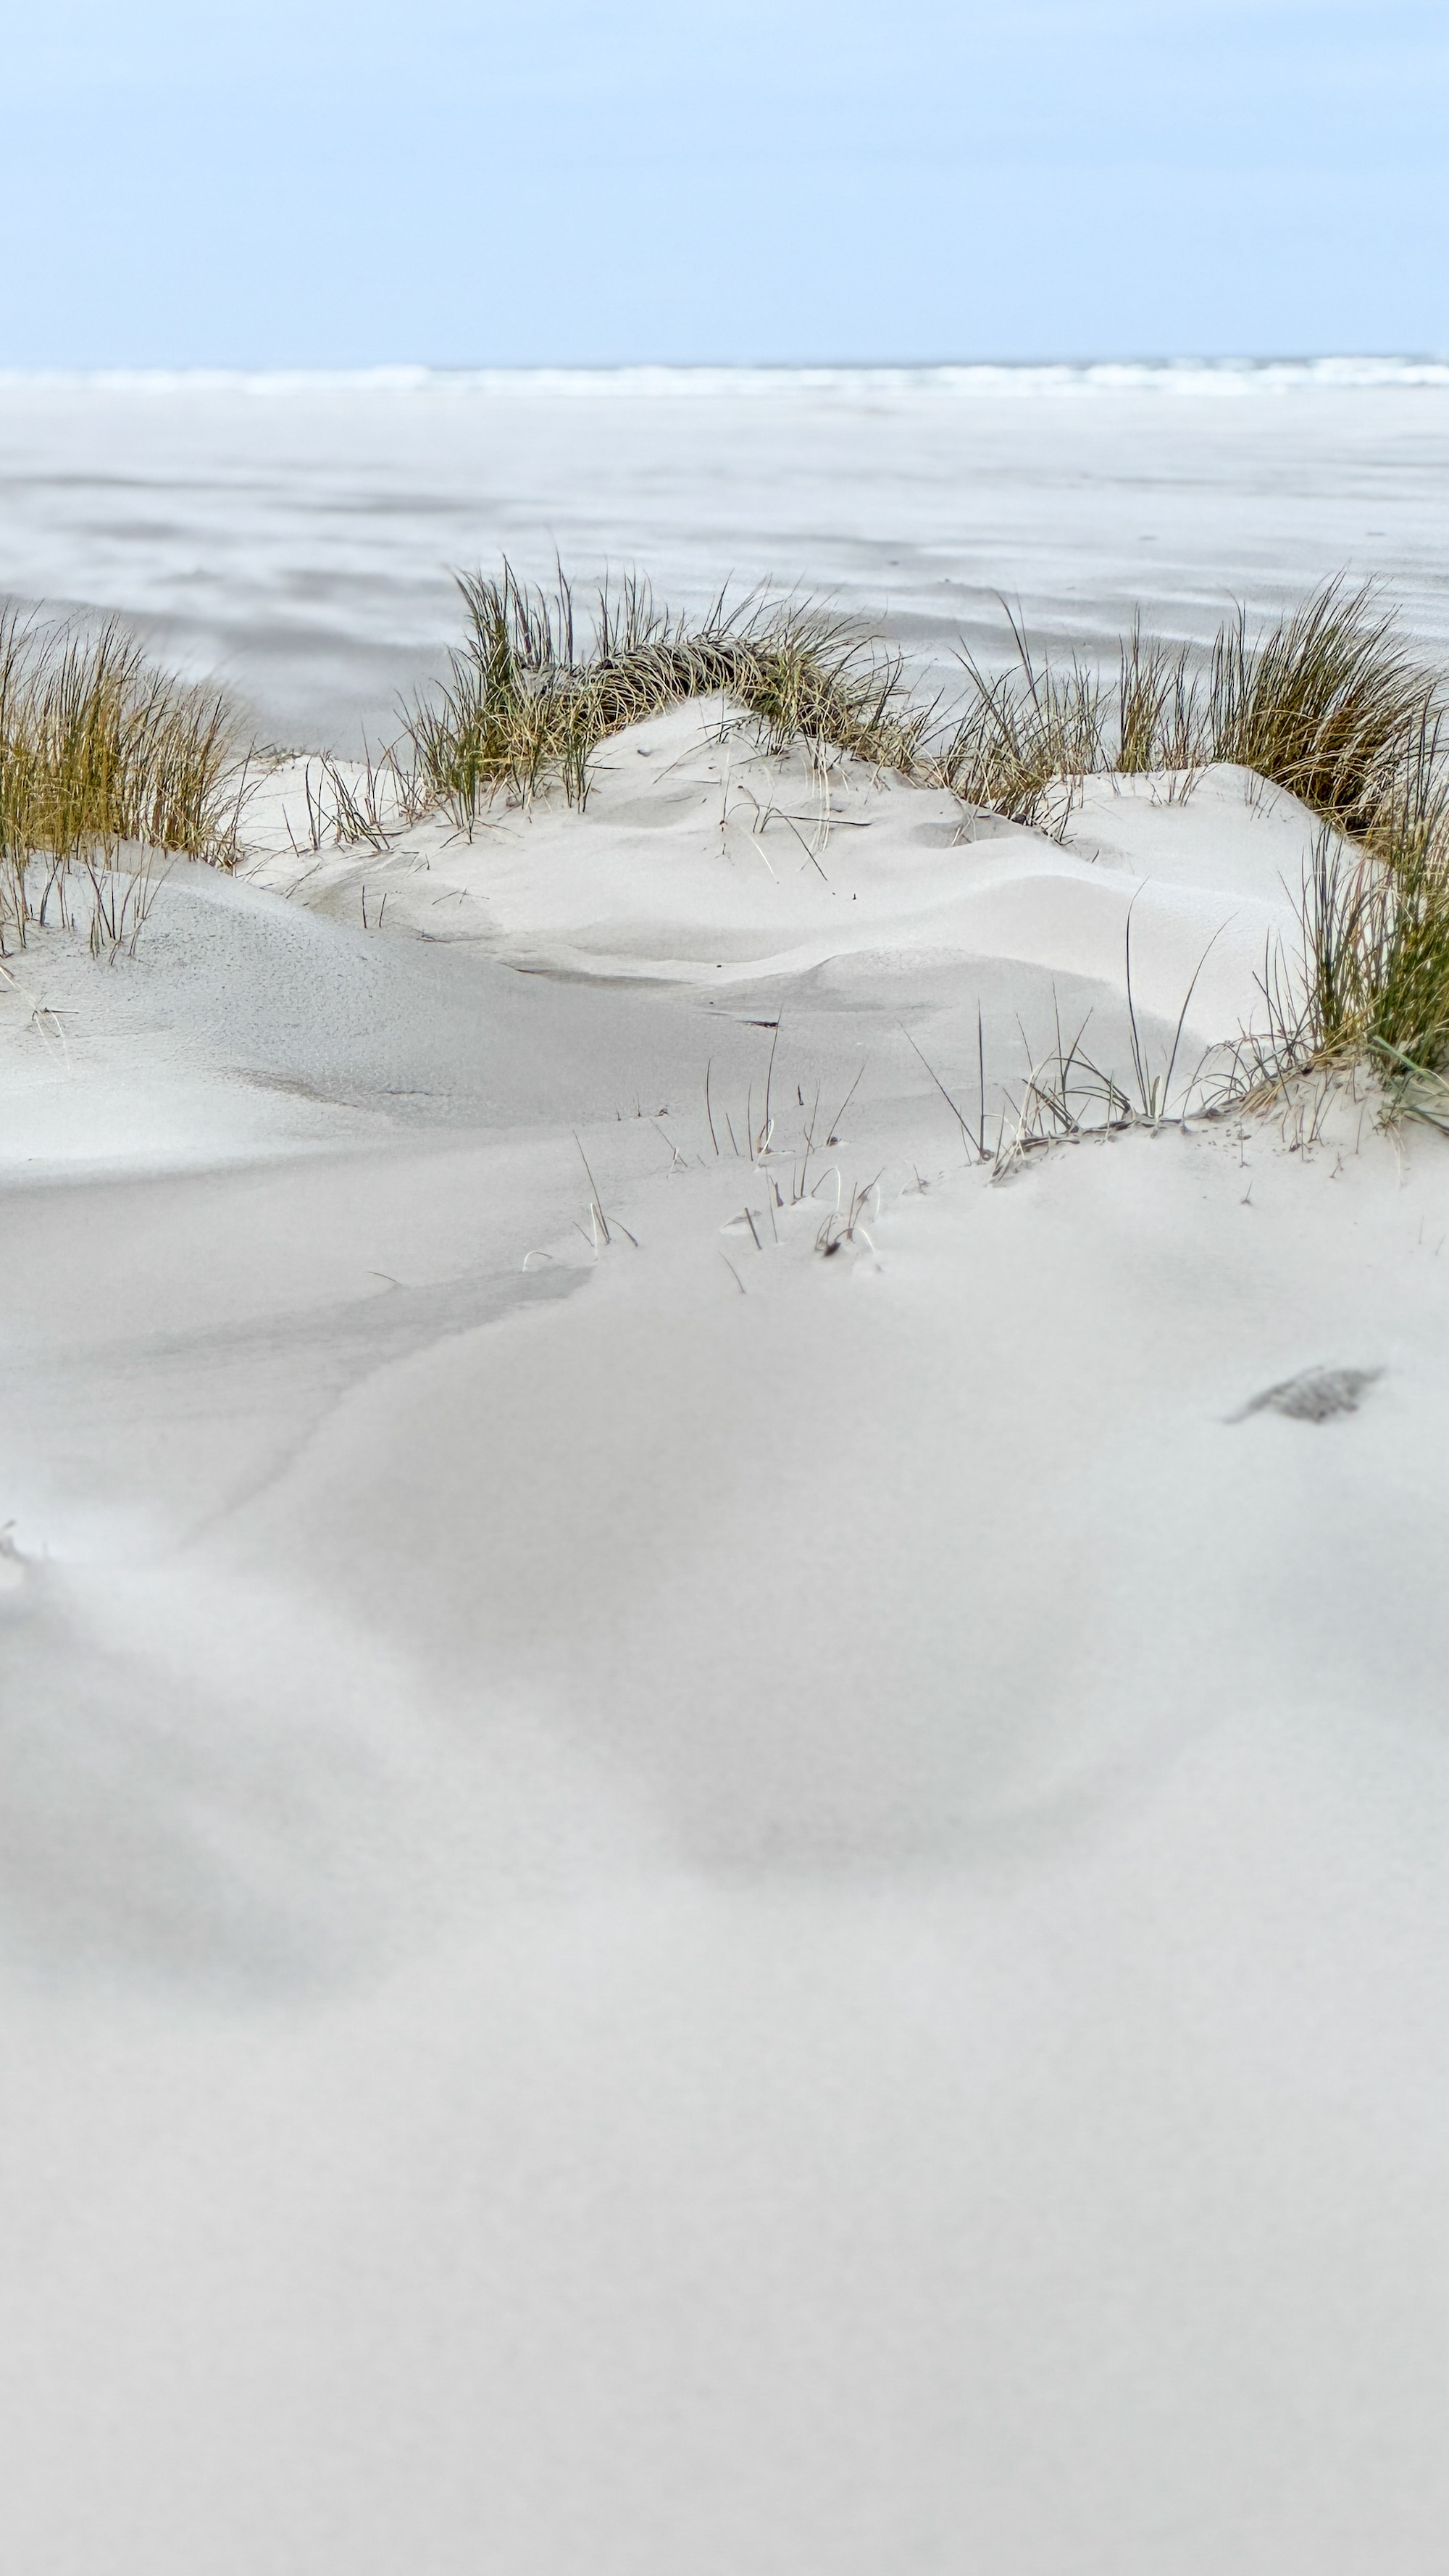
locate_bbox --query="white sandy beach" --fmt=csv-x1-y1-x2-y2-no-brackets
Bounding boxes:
1,370,1447,2573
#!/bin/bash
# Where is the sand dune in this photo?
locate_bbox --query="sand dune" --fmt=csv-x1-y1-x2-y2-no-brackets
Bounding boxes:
1,706,1445,2572
246,704,1306,1029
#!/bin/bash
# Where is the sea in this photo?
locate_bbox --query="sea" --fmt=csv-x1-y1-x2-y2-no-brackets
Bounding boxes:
1,357,1446,749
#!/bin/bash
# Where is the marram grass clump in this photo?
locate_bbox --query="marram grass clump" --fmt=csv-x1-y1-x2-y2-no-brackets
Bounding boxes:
1285,804,1449,1099
937,580,1442,861
410,568,1445,862
929,580,1449,1105
0,609,241,954
404,565,929,819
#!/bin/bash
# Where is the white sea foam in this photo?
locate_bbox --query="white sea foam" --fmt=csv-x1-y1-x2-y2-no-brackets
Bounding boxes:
1,354,1447,400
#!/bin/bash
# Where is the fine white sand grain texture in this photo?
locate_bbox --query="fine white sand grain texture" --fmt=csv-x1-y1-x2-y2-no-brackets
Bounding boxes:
1,369,1447,2576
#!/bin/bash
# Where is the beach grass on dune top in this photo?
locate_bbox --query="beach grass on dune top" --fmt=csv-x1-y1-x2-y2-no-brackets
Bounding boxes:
937,580,1444,856
412,564,1443,856
403,564,929,818
932,580,1449,1091
1292,802,1449,1093
0,608,241,951
0,610,239,870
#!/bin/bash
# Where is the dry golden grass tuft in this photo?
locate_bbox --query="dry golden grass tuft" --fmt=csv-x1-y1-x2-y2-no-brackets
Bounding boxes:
0,609,241,954
935,580,1443,852
929,581,1449,1108
403,564,927,820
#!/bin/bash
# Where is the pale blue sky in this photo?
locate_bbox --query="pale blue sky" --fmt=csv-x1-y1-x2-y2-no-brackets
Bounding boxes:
5,1,1445,366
